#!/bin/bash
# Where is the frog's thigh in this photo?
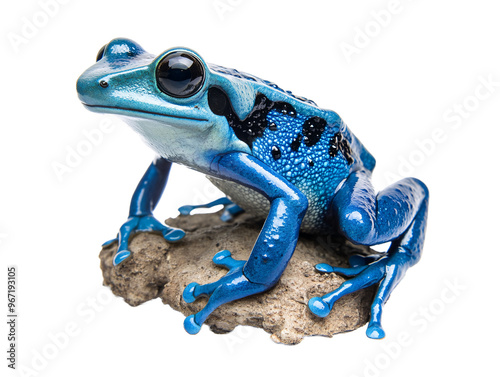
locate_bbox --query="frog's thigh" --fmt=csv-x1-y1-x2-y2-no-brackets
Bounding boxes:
329,170,428,245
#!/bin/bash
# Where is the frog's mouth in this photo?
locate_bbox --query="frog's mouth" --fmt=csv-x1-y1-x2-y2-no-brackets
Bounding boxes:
82,103,209,123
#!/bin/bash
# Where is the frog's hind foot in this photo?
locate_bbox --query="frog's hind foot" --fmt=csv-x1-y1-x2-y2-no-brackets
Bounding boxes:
309,252,414,339
308,262,371,317
178,197,244,222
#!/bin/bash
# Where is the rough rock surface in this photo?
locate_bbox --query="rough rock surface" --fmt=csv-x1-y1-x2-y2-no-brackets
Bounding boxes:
99,211,377,344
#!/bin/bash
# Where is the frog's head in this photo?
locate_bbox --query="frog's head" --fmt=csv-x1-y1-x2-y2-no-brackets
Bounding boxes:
77,38,273,165
77,38,261,140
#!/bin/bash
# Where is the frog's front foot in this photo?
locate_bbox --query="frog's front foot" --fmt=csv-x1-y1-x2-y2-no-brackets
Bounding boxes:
308,251,411,339
178,197,244,222
182,250,268,334
103,215,186,266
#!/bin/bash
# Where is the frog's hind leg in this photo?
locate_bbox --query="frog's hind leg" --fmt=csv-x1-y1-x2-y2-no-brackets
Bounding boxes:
308,170,429,339
178,197,244,221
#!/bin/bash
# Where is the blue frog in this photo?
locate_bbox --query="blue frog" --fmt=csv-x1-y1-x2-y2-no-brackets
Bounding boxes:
77,38,429,339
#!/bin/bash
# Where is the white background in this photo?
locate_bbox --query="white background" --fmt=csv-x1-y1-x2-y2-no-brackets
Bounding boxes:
1,0,499,376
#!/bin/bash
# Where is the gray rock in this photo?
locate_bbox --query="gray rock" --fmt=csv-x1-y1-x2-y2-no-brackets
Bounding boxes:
99,211,376,344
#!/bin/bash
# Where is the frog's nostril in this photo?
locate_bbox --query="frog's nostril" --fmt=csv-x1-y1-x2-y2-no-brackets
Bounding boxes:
99,80,109,88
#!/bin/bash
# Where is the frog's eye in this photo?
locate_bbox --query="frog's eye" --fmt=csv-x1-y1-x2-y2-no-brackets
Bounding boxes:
96,44,107,62
156,52,205,98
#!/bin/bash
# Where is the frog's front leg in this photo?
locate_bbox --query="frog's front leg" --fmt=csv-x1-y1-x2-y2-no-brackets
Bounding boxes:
308,170,429,339
104,156,185,266
182,152,308,334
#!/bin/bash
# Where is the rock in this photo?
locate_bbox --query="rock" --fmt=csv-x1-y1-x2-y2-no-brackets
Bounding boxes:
99,211,377,345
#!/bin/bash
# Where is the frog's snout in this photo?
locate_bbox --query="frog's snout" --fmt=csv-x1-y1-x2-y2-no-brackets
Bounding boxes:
76,38,150,107
76,71,101,106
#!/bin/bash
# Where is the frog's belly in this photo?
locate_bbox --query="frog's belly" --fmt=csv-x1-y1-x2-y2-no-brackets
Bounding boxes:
207,177,329,234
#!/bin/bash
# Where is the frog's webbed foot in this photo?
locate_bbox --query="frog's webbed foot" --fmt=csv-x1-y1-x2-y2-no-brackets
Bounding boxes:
178,197,244,222
182,250,268,334
103,215,185,266
309,251,411,339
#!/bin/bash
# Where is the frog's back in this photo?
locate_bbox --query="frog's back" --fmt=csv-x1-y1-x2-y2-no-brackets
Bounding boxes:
207,65,375,233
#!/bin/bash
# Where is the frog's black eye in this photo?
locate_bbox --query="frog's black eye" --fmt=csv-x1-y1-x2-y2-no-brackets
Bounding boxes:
96,44,107,62
156,52,205,98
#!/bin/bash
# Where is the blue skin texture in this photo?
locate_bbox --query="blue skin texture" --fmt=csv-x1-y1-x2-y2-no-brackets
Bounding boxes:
77,38,429,339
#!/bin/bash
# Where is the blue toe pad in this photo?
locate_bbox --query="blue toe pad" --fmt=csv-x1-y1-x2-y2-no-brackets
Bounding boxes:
184,315,202,335
315,263,335,273
308,297,331,318
366,324,386,339
113,250,131,266
183,282,199,303
164,228,186,242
